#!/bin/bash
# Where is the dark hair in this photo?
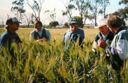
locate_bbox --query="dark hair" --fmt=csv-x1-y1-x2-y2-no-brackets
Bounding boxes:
107,15,123,28
34,20,42,28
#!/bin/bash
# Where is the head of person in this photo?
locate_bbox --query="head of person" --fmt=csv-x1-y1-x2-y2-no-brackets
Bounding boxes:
107,15,123,33
99,24,109,35
34,20,43,31
68,17,79,32
5,17,21,33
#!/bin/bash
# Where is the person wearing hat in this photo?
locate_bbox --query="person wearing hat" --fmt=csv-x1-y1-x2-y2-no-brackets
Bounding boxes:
30,20,51,42
63,17,85,49
98,15,128,71
92,24,114,52
0,17,22,49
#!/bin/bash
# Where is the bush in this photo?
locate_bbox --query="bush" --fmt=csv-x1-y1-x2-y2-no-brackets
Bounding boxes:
64,22,69,28
74,16,83,28
49,21,59,28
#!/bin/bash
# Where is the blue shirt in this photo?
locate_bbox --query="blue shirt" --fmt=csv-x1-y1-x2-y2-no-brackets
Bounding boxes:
0,30,21,48
63,28,85,49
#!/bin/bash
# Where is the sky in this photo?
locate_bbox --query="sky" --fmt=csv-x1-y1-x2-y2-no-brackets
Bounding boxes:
0,0,126,25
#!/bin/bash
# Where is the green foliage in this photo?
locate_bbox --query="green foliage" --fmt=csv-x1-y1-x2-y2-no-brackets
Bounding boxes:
49,21,59,28
64,22,69,28
74,16,83,28
113,0,128,21
113,7,128,21
27,0,44,20
11,0,25,20
119,0,128,5
62,4,75,18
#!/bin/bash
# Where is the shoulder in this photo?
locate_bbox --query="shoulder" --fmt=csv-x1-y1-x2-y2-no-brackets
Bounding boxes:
77,28,84,32
44,28,51,36
44,28,50,32
30,30,36,34
95,32,101,41
44,28,49,31
15,32,20,37
118,30,127,36
63,29,71,37
64,29,71,34
108,31,114,36
97,32,102,37
0,31,9,40
117,30,128,39
77,28,85,35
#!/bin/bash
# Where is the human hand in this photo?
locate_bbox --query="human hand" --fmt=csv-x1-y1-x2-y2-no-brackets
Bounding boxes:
97,38,107,48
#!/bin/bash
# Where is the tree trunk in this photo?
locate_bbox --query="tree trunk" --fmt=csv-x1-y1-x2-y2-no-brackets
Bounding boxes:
27,23,30,27
94,14,97,26
80,12,83,28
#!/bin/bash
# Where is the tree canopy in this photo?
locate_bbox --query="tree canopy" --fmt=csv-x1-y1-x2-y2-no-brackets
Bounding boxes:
113,0,128,21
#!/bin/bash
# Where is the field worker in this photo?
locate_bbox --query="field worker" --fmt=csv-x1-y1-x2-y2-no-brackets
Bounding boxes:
98,15,127,70
30,20,51,42
63,17,85,49
0,17,22,49
92,24,114,52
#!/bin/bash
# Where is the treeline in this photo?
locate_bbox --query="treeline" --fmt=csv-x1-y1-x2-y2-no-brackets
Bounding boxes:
9,0,128,27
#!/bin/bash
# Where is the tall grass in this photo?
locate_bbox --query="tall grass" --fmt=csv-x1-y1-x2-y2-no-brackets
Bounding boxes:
0,28,128,82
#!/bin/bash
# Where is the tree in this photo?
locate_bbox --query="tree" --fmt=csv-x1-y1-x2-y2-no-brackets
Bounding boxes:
84,0,110,26
49,21,59,28
113,7,128,20
45,8,56,22
118,0,128,21
11,0,26,21
112,0,128,23
70,0,92,26
23,13,32,27
61,0,75,20
119,0,128,5
62,4,75,18
99,0,110,18
27,0,45,21
0,17,4,28
89,0,106,26
64,22,69,28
